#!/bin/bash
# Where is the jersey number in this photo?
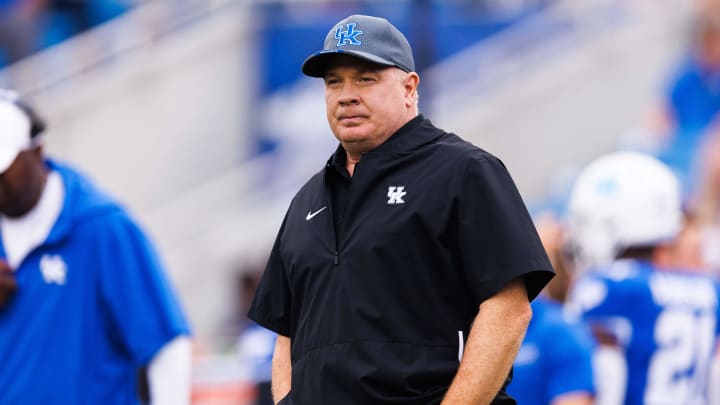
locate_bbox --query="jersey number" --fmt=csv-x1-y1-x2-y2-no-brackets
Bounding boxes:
644,308,716,405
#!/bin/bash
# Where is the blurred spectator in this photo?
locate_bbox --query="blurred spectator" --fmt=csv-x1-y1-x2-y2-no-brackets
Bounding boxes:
665,10,720,136
621,5,720,211
637,33,720,264
634,6,720,219
0,0,133,68
0,0,47,65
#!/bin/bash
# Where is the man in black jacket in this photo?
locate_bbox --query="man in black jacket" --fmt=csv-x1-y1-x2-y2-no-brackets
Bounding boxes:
249,14,554,405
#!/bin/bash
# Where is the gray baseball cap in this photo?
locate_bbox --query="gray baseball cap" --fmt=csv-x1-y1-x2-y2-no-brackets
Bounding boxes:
302,14,415,77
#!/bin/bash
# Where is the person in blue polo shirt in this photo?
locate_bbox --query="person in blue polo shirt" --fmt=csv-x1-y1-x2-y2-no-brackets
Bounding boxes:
0,90,192,404
248,14,554,405
508,214,595,405
509,296,596,405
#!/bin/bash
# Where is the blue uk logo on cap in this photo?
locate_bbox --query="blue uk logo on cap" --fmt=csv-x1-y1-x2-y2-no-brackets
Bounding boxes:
335,23,364,46
302,14,415,77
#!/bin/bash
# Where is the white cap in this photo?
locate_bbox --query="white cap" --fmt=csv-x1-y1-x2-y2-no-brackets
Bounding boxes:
0,99,32,174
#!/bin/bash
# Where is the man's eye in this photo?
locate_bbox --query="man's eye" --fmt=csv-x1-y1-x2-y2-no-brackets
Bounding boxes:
359,77,375,83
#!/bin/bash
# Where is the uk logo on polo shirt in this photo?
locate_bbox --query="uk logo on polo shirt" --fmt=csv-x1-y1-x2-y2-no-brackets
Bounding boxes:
387,186,406,205
40,254,67,285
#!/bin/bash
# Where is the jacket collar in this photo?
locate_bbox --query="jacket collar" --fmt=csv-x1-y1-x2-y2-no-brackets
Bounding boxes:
326,114,443,169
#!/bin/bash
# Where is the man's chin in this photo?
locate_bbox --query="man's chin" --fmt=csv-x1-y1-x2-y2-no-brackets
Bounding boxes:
338,137,375,155
335,131,369,145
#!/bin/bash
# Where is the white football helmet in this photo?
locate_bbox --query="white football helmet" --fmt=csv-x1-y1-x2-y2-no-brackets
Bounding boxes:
566,151,682,270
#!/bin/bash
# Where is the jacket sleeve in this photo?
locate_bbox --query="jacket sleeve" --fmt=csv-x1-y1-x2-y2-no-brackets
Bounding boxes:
455,155,554,305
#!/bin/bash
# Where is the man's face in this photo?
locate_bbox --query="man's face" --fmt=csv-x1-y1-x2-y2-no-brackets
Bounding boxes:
0,148,46,217
324,55,418,156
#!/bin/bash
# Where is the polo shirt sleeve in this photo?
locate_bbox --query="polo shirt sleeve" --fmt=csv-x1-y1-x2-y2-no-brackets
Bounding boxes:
247,212,293,337
456,155,554,304
96,211,191,366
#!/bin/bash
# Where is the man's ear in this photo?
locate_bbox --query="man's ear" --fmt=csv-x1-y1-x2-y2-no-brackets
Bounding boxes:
29,145,44,163
405,72,420,94
404,72,420,107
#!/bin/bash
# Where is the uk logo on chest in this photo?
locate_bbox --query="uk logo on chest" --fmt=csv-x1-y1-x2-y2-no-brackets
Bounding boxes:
387,186,407,205
39,254,67,285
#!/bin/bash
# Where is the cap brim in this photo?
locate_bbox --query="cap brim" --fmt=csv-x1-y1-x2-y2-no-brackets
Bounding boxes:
301,49,400,77
0,101,32,174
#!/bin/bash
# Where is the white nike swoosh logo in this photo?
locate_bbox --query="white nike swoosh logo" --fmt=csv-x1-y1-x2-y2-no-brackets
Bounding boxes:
306,206,327,221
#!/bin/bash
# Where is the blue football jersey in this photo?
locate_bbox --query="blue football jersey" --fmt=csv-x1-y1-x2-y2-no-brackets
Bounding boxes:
569,259,720,405
509,296,595,405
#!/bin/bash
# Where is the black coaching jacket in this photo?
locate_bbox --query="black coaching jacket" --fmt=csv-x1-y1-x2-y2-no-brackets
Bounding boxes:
249,115,554,404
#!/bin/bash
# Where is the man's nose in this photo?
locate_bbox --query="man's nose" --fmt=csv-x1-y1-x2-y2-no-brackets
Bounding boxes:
337,83,359,106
